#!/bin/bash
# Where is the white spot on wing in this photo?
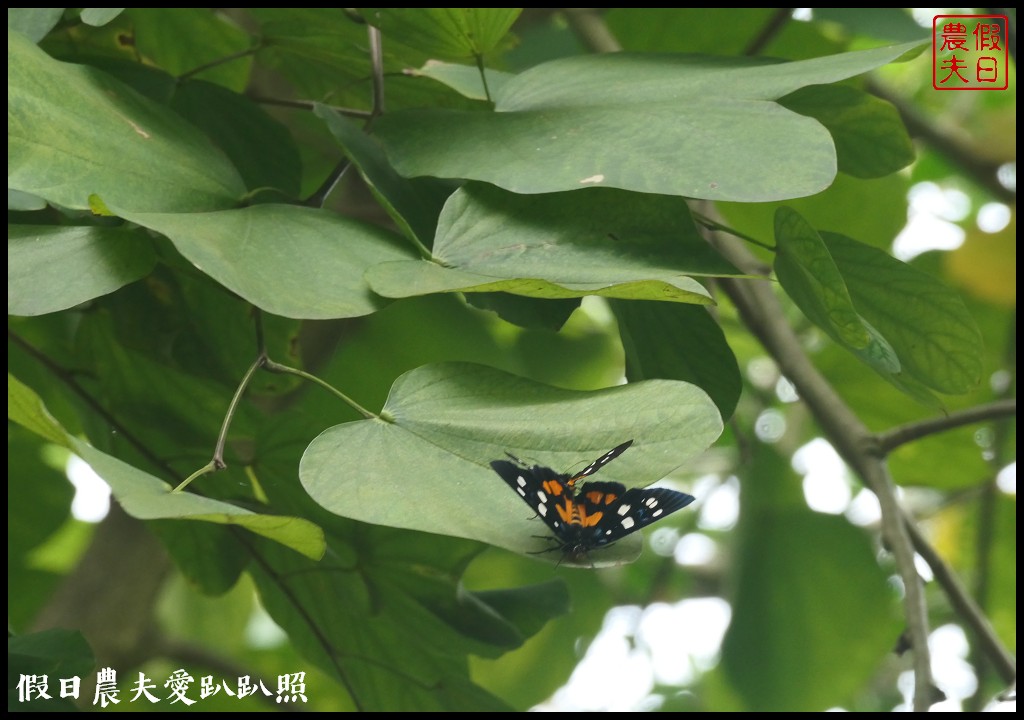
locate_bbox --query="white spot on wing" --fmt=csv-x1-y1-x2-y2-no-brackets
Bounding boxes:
538,503,548,516
620,516,636,530
617,504,631,516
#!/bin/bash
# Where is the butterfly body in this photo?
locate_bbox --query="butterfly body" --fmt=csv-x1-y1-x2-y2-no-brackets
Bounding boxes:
489,440,695,563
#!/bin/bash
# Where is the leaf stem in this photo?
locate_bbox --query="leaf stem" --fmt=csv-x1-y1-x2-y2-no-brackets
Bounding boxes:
177,310,377,490
262,357,377,420
694,213,776,253
474,53,493,104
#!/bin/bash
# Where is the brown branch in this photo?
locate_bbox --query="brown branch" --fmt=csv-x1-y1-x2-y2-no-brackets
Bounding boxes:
709,235,935,711
867,79,1015,204
877,399,1017,453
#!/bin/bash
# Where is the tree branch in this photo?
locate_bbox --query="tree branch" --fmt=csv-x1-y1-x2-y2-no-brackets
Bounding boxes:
877,399,1017,453
867,79,1015,204
710,229,936,711
903,506,1016,685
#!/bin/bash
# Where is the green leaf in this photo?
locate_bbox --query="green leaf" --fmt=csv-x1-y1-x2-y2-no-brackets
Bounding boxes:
722,446,902,711
472,580,571,641
465,293,581,331
409,59,514,101
7,373,69,447
366,183,738,304
118,204,414,320
124,8,252,91
314,104,442,248
373,41,926,200
774,207,901,374
9,629,95,712
80,8,124,27
7,373,326,560
7,8,64,43
300,362,722,567
826,231,984,395
779,84,915,179
172,81,302,198
8,225,156,316
613,301,741,420
7,426,73,559
8,189,47,211
718,172,910,253
8,30,246,212
250,529,513,711
361,8,521,59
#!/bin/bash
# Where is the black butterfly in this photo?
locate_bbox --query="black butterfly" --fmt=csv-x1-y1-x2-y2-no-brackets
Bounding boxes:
489,440,695,563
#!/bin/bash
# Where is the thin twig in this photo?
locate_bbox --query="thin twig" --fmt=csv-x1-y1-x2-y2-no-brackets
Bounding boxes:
877,399,1017,453
304,20,386,208
561,8,622,53
904,515,1016,683
8,330,178,481
247,95,373,119
178,45,261,82
742,8,794,56
866,79,1015,204
303,160,352,208
366,23,386,123
693,212,777,255
174,353,266,492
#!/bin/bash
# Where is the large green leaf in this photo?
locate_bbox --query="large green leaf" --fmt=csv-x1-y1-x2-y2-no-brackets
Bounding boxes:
409,59,515,101
777,209,984,401
7,373,325,560
778,84,915,179
249,529,515,711
172,81,302,198
366,183,739,303
300,362,722,567
826,232,984,395
373,41,926,200
361,8,521,59
315,104,442,248
118,204,414,320
8,30,246,212
8,8,65,42
8,225,156,316
79,8,125,27
773,207,902,378
721,447,902,711
613,300,741,419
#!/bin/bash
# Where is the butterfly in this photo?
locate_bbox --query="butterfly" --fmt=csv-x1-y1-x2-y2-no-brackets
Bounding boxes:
489,440,696,564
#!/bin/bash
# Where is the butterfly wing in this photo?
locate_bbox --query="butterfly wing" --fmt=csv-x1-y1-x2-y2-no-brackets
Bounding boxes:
489,459,573,538
574,480,696,549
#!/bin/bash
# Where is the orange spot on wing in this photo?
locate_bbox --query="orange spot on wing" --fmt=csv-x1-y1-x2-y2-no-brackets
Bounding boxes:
585,490,618,505
578,506,604,527
542,479,566,496
556,499,574,524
